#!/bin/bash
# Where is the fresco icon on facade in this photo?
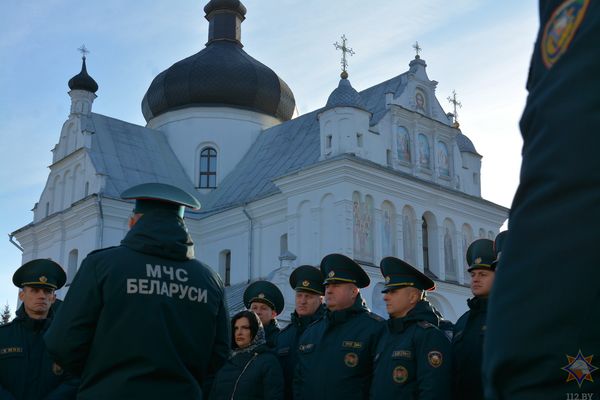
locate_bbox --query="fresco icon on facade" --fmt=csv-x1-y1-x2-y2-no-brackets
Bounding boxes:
437,141,450,177
397,127,411,162
418,134,430,168
353,192,374,262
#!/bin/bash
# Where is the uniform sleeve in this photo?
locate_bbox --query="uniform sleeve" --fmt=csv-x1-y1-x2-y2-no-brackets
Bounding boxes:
0,385,16,400
416,328,453,400
202,287,230,397
262,355,284,400
42,376,79,400
44,256,103,375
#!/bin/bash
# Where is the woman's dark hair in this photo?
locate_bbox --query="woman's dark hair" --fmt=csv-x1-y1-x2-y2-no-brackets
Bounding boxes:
231,310,260,349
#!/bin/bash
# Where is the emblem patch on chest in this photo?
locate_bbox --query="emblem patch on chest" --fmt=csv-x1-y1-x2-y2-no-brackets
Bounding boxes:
393,365,408,384
344,352,359,367
428,351,443,368
0,347,23,355
541,0,590,69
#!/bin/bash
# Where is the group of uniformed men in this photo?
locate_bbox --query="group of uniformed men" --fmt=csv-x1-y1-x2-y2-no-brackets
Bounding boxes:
0,182,505,399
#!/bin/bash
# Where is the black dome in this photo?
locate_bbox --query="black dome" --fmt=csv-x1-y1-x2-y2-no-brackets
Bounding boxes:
68,57,98,93
141,1,295,122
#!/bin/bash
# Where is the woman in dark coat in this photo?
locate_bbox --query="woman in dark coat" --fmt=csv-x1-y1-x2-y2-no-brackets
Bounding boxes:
210,310,284,400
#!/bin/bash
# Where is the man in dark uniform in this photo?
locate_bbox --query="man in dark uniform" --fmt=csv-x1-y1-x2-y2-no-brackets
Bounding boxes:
484,2,600,398
371,256,452,400
452,238,497,400
294,253,384,400
0,259,77,399
243,280,284,348
275,265,326,400
45,183,230,400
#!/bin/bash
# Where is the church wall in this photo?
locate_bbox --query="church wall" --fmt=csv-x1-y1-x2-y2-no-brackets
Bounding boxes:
147,107,280,189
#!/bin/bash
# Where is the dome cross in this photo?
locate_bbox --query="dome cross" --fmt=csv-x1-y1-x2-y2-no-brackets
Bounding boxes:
334,35,355,78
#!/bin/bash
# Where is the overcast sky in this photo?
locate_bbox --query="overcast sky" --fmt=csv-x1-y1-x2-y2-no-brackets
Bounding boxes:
0,1,538,312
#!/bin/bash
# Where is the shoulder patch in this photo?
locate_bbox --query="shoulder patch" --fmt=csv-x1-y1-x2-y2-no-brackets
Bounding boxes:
417,321,435,329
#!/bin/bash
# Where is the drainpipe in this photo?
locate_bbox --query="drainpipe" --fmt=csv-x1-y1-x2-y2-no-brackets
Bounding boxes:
8,234,23,252
242,206,253,282
95,194,104,249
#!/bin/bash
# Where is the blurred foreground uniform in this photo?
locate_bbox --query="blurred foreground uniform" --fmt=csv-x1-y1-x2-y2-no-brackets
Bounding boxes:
45,183,230,400
484,1,600,398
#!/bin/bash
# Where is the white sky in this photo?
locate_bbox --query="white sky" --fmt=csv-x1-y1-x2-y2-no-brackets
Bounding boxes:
0,1,539,312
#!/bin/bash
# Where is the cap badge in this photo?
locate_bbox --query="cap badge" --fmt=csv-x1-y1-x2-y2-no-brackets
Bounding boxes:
39,276,48,283
385,276,391,283
328,271,335,278
258,293,265,299
474,257,482,265
302,280,310,287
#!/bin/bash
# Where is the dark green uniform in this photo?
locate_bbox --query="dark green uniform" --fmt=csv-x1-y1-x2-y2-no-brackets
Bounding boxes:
264,320,281,349
452,297,487,400
485,1,600,398
275,305,326,400
294,295,384,400
209,343,284,400
45,210,230,399
0,305,77,400
370,300,451,400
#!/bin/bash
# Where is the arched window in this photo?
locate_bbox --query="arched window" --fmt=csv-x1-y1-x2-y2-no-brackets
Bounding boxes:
219,250,231,287
199,147,217,189
422,217,430,272
67,249,78,285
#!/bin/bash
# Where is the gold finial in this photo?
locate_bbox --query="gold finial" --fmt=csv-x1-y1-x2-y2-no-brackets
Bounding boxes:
447,90,462,125
77,44,90,60
334,35,355,78
412,41,422,59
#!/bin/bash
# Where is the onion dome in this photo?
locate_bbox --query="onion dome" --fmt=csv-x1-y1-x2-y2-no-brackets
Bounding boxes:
68,56,98,93
456,131,479,155
141,0,296,122
325,74,366,111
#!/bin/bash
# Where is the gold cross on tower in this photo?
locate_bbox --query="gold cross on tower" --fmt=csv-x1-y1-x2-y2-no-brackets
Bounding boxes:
334,35,355,79
77,44,90,60
447,90,462,126
413,41,422,58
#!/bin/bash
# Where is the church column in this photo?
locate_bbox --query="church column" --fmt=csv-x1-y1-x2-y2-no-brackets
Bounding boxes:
435,223,446,281
373,207,383,263
341,199,354,257
310,206,320,264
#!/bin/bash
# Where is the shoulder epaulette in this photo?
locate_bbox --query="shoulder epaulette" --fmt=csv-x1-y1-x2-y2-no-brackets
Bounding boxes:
367,312,385,322
417,321,435,329
87,246,118,256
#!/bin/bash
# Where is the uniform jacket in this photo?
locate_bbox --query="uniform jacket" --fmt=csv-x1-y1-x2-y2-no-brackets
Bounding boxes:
275,305,326,400
44,211,230,400
452,296,487,400
294,295,384,400
0,305,77,400
209,344,284,400
370,300,452,400
264,319,281,349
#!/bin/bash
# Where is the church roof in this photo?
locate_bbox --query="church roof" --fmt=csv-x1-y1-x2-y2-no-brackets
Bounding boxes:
199,108,323,213
141,0,295,123
85,113,197,199
196,72,480,215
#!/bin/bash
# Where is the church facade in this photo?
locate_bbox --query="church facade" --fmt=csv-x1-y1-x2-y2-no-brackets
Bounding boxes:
12,0,507,322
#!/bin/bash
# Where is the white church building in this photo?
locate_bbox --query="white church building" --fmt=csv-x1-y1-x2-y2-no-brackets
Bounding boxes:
12,0,507,322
